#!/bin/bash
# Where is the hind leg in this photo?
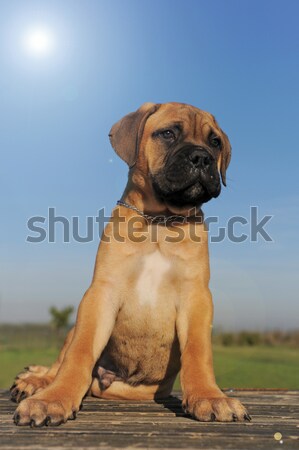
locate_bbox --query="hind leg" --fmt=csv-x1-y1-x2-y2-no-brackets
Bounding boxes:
10,327,75,403
89,375,176,400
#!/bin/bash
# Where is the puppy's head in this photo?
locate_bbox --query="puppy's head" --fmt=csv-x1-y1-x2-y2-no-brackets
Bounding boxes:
109,102,231,210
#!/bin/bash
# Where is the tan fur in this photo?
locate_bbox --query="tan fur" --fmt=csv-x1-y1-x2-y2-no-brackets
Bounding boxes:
11,102,249,426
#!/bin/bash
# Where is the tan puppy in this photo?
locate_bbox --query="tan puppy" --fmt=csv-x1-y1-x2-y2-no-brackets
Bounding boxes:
11,102,250,426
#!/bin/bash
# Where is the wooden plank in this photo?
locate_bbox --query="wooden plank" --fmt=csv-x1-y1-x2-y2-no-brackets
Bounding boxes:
0,390,298,449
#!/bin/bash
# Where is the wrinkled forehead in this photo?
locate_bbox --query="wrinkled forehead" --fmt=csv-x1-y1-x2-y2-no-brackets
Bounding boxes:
145,102,219,136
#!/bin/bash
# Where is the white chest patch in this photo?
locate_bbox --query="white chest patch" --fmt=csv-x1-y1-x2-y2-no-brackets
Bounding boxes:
136,250,171,306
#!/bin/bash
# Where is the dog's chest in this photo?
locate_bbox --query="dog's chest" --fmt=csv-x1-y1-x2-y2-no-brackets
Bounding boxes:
135,250,172,306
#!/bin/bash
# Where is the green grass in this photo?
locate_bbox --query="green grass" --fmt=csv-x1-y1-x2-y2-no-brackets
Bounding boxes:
212,345,299,389
0,348,59,389
1,344,298,390
173,345,299,390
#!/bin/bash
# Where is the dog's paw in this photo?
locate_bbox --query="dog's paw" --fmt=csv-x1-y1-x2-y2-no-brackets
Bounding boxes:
21,365,49,375
13,395,80,427
182,395,251,422
10,366,53,403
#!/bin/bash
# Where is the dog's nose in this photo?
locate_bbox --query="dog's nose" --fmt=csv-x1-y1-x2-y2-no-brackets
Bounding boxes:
189,149,213,169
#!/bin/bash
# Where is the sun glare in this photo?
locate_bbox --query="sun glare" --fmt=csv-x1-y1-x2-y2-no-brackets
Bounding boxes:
24,27,54,56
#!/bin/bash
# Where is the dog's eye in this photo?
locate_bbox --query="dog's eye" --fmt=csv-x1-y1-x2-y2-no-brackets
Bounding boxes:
160,129,176,140
209,135,221,148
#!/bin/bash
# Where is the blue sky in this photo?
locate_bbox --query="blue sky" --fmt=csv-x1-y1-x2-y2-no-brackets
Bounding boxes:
0,0,298,329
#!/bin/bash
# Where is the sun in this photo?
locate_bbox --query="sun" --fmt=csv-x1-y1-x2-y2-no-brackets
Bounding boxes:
24,27,54,56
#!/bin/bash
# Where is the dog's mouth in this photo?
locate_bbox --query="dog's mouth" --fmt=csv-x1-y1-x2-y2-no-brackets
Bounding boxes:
151,149,221,208
153,177,219,208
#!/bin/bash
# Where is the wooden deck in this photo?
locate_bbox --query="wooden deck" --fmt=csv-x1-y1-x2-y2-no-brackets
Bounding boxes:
0,390,298,449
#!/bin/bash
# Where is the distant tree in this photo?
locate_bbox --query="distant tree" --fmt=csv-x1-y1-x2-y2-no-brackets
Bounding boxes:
49,306,74,335
221,332,235,346
237,331,261,346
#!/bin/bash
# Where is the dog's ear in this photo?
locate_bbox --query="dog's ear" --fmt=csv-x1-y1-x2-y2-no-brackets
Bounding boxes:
219,129,232,186
211,114,232,187
109,103,160,167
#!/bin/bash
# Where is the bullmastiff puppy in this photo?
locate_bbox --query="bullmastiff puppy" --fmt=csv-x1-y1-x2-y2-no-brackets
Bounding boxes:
11,102,250,426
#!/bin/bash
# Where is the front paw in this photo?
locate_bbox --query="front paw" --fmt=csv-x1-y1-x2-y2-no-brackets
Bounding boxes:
182,395,251,422
13,394,80,427
10,366,53,403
